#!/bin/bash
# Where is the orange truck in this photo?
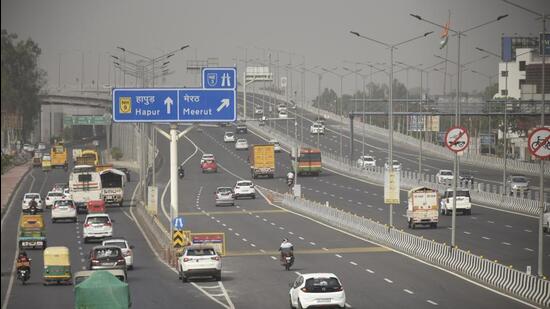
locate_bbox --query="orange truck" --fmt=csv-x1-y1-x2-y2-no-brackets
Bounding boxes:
296,147,322,176
249,144,275,178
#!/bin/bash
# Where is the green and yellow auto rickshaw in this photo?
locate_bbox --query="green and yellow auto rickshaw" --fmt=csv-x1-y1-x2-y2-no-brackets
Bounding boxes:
43,246,72,285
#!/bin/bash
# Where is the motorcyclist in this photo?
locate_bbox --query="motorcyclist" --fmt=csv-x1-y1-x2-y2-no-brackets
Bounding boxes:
178,163,185,177
28,197,38,214
16,251,31,275
279,238,294,261
286,171,295,186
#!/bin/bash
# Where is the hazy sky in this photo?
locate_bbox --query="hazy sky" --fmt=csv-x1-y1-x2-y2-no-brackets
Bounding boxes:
2,0,547,100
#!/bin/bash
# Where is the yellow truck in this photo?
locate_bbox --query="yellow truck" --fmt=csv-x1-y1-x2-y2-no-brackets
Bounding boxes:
249,144,275,179
76,149,99,166
50,143,68,168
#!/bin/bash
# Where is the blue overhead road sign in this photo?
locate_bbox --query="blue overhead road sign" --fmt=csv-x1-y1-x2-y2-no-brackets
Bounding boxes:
113,67,237,123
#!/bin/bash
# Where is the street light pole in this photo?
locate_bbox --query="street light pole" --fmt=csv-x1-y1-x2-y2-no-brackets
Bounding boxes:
350,30,433,227
502,0,547,278
411,12,508,247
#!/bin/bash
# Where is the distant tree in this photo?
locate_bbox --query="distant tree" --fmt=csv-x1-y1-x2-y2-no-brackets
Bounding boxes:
483,83,498,101
1,29,46,138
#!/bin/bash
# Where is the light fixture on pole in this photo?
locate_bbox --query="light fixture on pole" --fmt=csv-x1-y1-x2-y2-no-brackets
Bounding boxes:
350,29,433,227
410,12,508,248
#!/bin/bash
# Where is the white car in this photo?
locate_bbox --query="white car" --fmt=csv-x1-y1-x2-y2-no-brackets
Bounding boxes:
235,139,249,150
200,154,215,164
309,122,325,134
102,238,134,270
279,110,289,118
223,132,236,143
23,144,35,152
37,143,46,151
255,107,264,115
289,273,346,309
384,160,401,170
178,244,222,282
234,180,256,199
269,139,282,152
45,191,65,208
440,188,472,215
51,199,77,223
22,193,43,212
357,155,376,168
436,169,454,184
277,104,287,112
83,213,113,243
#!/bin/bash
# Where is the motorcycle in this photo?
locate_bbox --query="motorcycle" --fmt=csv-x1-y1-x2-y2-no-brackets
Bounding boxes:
281,252,294,271
17,265,31,285
286,177,294,187
28,204,38,215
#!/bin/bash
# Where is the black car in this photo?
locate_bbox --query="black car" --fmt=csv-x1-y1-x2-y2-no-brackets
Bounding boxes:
235,123,248,134
115,167,131,182
88,245,127,272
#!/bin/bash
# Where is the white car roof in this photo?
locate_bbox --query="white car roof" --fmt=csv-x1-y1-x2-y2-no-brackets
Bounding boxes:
85,213,111,218
202,154,214,157
299,273,340,280
224,132,233,135
236,180,252,185
439,169,453,173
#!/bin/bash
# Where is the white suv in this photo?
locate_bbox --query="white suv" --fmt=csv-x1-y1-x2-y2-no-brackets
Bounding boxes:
83,213,113,243
357,155,376,168
51,199,77,223
223,132,235,143
234,180,256,199
289,273,346,309
440,188,472,215
178,245,222,282
45,191,65,208
309,122,325,134
22,193,43,212
436,169,454,184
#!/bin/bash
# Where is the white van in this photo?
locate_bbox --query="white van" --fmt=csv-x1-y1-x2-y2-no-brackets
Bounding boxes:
440,188,472,215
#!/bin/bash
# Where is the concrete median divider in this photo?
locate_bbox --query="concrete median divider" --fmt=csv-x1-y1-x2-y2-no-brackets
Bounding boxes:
259,187,549,307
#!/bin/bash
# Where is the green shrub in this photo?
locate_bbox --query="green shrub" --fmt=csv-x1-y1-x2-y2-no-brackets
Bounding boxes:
111,147,123,160
1,155,14,174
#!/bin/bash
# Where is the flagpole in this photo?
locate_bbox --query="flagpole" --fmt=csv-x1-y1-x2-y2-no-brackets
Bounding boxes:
443,10,451,96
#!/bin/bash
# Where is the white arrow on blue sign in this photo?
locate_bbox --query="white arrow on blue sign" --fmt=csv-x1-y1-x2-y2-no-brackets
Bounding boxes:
173,216,185,230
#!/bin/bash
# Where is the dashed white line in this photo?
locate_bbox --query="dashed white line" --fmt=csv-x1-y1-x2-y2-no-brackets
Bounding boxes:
288,231,294,235
242,238,247,242
384,278,393,283
505,225,513,228
524,248,534,252
524,229,532,233
299,236,304,240
250,243,256,247
271,222,276,226
279,226,285,230
235,233,240,236
228,228,233,231
366,269,375,274
404,289,414,295
309,242,316,246
463,231,471,235
427,300,438,306
501,242,512,246
482,236,491,240
322,247,328,251
270,256,277,260
487,221,495,224
349,261,358,266
335,254,342,258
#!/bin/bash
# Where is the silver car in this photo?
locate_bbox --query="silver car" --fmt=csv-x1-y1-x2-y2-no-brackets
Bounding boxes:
507,175,529,194
215,187,235,206
235,139,249,150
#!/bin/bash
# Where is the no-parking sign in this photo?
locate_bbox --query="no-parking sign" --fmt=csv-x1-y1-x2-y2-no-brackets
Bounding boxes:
527,127,550,159
445,126,469,153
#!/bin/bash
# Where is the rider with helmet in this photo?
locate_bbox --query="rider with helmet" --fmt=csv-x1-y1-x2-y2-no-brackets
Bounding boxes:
16,251,31,275
279,238,294,261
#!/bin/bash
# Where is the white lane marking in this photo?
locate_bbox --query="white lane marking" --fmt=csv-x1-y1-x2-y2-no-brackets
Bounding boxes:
348,199,353,202
255,215,260,218
404,289,414,294
228,228,233,231
259,249,266,253
487,221,495,224
427,300,438,306
271,222,276,226
471,217,478,220
378,208,383,211
357,201,362,205
335,254,342,258
299,236,304,240
524,229,532,233
482,236,491,240
309,242,316,246
366,269,375,274
288,231,294,235
250,243,256,247
463,231,471,235
279,226,285,230
270,256,277,260
222,223,227,227
505,225,513,228
501,242,512,246
294,271,301,276
235,233,240,236
322,247,328,251
350,261,358,266
384,278,393,283
524,248,534,252
242,238,247,242
263,218,268,222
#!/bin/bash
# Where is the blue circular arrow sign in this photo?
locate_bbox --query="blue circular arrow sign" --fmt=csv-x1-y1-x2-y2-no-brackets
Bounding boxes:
172,216,185,230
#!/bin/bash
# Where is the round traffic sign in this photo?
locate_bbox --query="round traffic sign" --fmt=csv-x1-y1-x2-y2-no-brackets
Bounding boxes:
444,126,469,153
527,127,550,159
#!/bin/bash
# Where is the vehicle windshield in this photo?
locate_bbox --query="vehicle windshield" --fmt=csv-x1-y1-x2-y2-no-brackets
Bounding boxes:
94,247,121,258
55,200,73,207
104,241,127,249
304,277,342,293
237,139,247,143
48,192,63,197
441,171,453,176
511,176,527,183
87,216,110,224
446,190,471,198
186,248,216,256
217,188,233,193
237,181,252,187
25,194,40,199
225,132,233,137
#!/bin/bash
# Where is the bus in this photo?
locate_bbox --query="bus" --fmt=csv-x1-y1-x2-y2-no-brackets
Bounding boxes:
296,147,322,176
50,142,68,168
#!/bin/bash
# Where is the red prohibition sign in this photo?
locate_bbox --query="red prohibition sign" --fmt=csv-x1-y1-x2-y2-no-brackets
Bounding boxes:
527,127,550,159
445,126,469,153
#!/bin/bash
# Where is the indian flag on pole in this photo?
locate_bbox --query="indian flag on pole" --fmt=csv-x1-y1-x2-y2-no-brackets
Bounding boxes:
440,22,449,49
